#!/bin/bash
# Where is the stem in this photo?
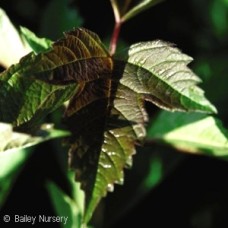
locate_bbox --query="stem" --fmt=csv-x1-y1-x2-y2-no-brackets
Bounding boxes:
110,0,121,23
109,0,123,56
109,21,122,56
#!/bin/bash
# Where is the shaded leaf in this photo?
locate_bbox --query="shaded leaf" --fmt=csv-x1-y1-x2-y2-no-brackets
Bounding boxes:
0,148,33,208
103,145,185,227
210,0,228,37
47,179,84,228
40,0,84,39
147,111,228,157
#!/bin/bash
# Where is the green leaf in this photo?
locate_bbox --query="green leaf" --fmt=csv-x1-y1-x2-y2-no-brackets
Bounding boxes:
147,111,228,157
0,122,68,208
0,8,52,68
20,26,53,53
47,178,84,228
0,148,33,208
0,28,113,222
0,73,76,131
121,40,217,113
0,122,69,153
0,9,61,131
0,29,82,130
0,8,31,68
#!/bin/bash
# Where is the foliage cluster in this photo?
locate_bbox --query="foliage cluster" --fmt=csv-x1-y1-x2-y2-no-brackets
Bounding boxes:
0,0,228,227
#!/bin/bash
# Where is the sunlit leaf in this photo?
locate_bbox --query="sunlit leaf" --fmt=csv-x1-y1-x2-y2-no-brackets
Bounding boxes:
147,111,228,157
0,75,75,131
0,35,78,130
20,26,53,53
0,122,69,153
120,40,217,113
0,122,68,208
0,8,31,68
0,8,52,68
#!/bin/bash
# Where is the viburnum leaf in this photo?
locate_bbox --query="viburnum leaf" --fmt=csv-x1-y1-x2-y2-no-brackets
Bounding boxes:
56,29,216,222
0,27,217,223
119,40,217,113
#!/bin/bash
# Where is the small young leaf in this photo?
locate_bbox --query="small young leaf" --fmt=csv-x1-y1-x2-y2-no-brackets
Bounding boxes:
20,26,53,53
147,111,228,157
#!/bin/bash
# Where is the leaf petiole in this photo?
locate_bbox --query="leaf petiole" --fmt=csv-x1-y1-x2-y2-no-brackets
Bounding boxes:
109,20,122,56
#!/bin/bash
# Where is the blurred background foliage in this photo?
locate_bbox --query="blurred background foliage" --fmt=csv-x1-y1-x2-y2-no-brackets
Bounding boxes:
0,0,228,227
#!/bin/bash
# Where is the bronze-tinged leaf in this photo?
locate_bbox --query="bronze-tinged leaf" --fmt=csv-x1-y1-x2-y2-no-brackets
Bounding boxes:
64,62,148,222
64,37,216,223
19,28,112,85
0,28,112,131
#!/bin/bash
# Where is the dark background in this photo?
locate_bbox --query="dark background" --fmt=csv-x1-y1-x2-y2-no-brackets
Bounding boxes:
1,0,228,227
